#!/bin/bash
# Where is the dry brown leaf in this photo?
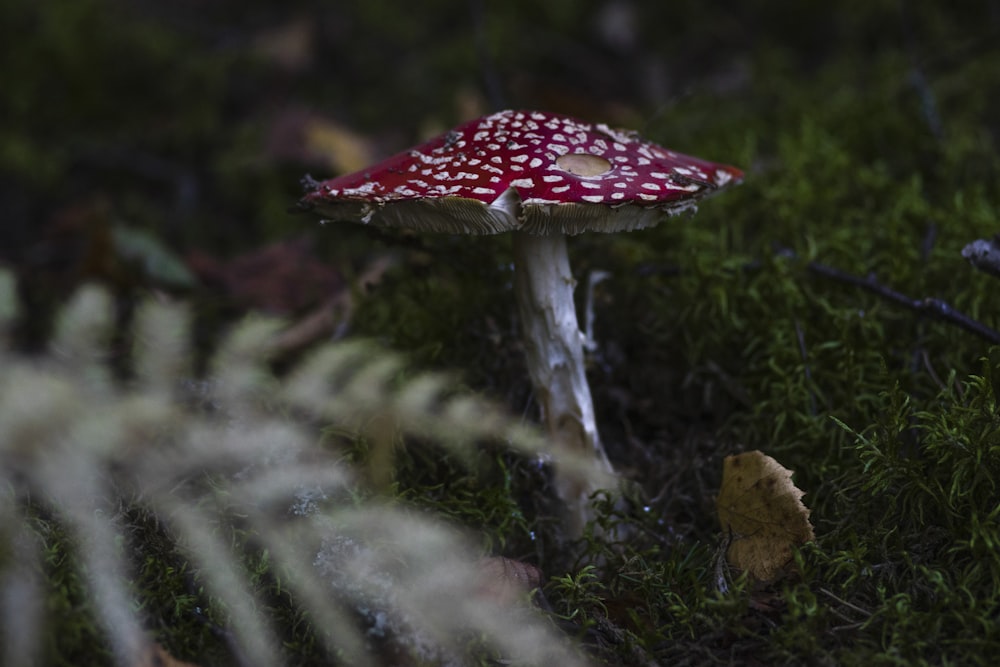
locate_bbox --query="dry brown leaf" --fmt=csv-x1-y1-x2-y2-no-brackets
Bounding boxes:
304,118,378,176
474,556,542,607
136,641,200,667
186,237,342,316
265,108,377,175
716,450,815,583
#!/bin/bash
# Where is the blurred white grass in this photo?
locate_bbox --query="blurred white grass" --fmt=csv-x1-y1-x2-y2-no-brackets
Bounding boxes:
0,271,598,667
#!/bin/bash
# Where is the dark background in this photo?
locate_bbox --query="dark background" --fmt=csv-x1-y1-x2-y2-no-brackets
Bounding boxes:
5,0,995,292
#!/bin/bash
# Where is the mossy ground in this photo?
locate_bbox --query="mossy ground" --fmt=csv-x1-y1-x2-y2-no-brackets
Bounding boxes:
2,1,999,665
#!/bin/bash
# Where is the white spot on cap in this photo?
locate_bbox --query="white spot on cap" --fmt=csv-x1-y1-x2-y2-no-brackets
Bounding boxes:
510,178,534,188
510,154,529,163
345,182,379,195
551,185,571,193
714,169,734,186
610,192,625,200
542,174,564,183
581,195,605,203
473,187,496,195
665,182,701,192
580,181,602,189
641,182,661,191
529,157,543,168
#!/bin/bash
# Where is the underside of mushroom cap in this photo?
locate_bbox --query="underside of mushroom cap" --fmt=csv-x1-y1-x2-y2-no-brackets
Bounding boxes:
307,189,705,236
300,109,743,236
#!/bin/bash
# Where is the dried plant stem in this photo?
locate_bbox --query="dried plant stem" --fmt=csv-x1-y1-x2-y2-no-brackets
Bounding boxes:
805,259,1000,344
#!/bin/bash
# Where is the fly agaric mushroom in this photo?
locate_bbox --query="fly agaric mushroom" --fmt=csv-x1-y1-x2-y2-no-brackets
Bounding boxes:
298,110,742,533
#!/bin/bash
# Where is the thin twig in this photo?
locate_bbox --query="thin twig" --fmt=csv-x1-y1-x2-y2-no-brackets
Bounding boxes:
819,587,873,618
804,260,1000,344
638,249,1000,345
920,348,948,392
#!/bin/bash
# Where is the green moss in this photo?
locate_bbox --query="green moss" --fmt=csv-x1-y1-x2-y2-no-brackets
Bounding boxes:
33,517,115,667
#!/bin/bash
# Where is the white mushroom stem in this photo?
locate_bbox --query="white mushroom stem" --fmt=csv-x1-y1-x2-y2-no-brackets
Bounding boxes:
511,231,615,533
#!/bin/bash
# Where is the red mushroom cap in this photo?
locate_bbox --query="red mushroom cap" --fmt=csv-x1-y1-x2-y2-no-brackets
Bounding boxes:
300,110,742,235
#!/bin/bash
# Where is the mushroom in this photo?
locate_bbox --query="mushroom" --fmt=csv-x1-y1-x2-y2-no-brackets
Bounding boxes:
298,110,742,533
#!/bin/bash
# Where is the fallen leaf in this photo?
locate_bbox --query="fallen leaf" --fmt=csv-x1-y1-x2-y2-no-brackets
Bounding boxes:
136,641,200,667
112,225,196,288
716,450,814,583
474,556,542,607
304,117,378,175
186,237,342,316
265,108,378,175
31,196,193,291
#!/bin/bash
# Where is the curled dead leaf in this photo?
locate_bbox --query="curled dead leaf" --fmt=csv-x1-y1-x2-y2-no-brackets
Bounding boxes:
716,450,815,584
